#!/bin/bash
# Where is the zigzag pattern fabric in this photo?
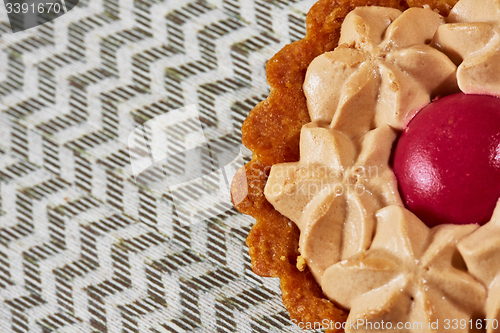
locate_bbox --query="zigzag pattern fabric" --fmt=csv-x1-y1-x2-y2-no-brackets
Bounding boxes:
0,0,320,332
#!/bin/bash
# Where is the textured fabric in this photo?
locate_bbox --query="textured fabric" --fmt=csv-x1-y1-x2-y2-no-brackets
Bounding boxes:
0,0,323,332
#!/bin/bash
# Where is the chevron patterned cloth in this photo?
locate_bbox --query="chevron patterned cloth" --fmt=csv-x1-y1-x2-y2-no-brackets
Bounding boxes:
0,0,324,332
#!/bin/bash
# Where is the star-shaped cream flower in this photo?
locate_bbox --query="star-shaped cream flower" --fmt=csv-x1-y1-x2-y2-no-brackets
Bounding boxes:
304,6,457,138
264,123,401,280
321,205,486,333
458,201,500,333
433,0,500,96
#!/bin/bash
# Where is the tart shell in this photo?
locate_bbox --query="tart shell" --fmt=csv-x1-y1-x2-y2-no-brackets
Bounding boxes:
231,0,458,331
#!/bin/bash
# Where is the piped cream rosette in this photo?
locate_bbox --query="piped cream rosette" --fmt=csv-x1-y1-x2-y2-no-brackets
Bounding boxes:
303,6,457,138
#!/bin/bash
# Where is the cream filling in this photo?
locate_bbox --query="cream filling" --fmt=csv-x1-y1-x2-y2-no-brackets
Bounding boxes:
264,1,500,332
322,206,487,333
264,124,401,280
458,202,500,333
433,0,500,96
303,6,457,138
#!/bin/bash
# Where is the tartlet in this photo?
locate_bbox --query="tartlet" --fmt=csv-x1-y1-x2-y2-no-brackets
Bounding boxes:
230,0,460,331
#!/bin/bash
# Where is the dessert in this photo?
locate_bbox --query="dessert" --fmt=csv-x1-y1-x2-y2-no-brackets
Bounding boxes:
231,0,500,331
458,206,500,333
432,0,500,96
264,124,400,281
303,6,457,137
321,206,485,331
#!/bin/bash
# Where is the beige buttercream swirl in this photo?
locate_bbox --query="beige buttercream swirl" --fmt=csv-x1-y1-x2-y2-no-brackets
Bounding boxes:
322,205,487,333
458,201,500,333
303,6,458,138
264,123,401,280
432,0,500,96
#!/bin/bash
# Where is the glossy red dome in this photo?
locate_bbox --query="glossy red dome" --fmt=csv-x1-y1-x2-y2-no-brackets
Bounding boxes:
393,93,500,227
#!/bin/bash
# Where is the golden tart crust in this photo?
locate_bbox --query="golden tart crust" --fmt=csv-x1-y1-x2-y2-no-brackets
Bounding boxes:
231,0,458,331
